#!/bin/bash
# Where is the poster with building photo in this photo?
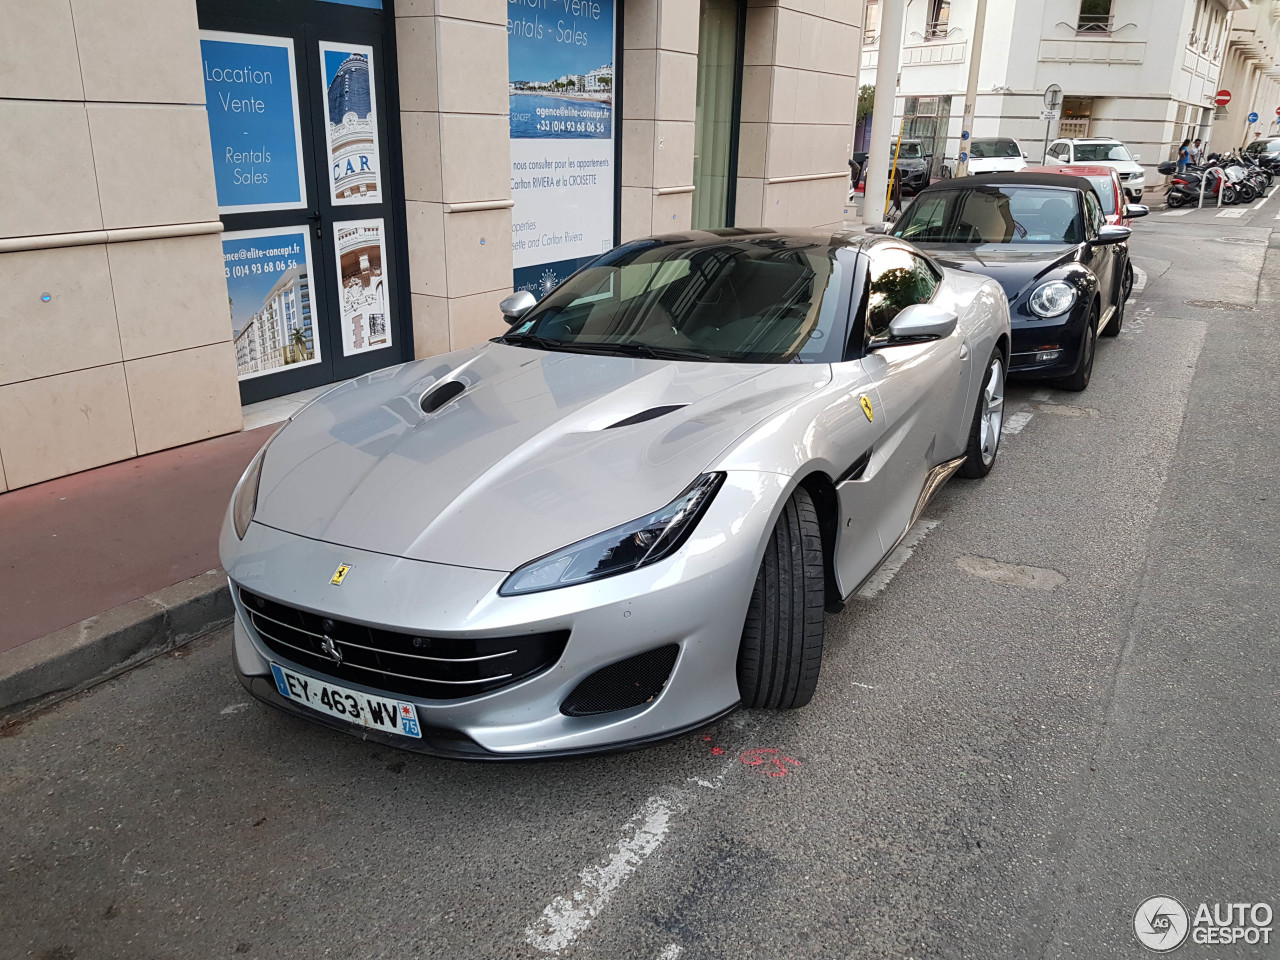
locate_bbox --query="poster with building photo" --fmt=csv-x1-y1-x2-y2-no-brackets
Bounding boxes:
333,219,392,356
223,228,320,381
508,0,615,295
319,41,382,205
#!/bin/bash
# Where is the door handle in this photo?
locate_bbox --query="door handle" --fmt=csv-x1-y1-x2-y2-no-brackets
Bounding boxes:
959,342,970,359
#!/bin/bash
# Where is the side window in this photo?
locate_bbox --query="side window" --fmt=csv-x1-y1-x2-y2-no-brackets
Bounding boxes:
1083,190,1104,237
865,246,941,340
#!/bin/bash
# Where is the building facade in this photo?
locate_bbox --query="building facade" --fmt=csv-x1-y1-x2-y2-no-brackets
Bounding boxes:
862,0,1252,180
0,0,864,491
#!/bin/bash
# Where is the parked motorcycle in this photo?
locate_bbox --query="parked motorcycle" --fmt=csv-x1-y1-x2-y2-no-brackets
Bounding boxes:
1160,159,1236,207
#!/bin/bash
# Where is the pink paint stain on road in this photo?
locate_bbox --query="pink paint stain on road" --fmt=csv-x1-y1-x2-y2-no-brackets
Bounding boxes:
739,748,802,777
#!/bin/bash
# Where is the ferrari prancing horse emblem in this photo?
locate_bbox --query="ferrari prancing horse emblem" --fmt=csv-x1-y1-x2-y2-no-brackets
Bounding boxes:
860,395,874,422
330,564,352,586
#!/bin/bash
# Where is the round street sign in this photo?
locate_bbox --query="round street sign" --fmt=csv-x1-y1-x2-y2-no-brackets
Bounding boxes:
1275,106,1280,116
1249,111,1260,124
1215,89,1232,107
1044,83,1063,110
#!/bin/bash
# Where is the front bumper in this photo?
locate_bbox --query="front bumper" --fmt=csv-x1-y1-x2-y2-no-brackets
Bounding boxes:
1007,306,1090,379
221,473,791,758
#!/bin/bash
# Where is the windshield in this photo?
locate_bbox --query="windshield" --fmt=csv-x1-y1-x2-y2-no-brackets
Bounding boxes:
1072,142,1133,162
1246,139,1280,154
893,186,1083,244
893,143,924,160
502,239,847,363
1083,175,1117,215
969,139,1021,159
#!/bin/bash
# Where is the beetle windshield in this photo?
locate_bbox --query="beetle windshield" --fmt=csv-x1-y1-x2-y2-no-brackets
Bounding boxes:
501,239,848,363
893,186,1084,244
1072,142,1133,162
969,138,1021,159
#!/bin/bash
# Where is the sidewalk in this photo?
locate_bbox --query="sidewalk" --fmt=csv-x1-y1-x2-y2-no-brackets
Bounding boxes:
0,425,274,658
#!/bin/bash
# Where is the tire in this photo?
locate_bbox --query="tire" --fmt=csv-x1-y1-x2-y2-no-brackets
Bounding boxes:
958,348,1005,479
1052,304,1098,392
1223,185,1239,205
1238,181,1258,203
1122,260,1134,301
1166,191,1185,208
737,487,826,710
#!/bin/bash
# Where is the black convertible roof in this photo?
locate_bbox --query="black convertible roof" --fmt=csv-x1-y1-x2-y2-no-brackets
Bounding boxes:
920,171,1095,193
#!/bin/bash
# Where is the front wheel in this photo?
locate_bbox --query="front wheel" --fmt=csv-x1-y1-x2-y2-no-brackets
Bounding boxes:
1223,185,1239,204
1102,281,1125,337
958,349,1005,479
738,488,826,710
1238,181,1258,203
1052,306,1097,392
1166,191,1186,208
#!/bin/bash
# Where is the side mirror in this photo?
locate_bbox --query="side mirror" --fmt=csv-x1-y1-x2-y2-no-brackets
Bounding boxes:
1023,150,1029,159
1133,153,1142,161
879,304,958,345
1124,204,1149,219
1095,225,1132,245
499,290,537,323
865,223,888,234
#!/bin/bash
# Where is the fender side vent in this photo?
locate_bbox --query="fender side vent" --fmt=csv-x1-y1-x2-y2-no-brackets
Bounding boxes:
606,404,687,429
420,380,466,414
837,449,872,483
560,645,680,716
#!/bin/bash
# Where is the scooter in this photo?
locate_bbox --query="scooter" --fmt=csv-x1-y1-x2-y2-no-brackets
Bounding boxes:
1161,161,1235,207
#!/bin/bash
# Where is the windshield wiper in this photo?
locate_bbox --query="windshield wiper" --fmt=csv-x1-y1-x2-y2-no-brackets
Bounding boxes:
492,332,570,351
594,342,716,361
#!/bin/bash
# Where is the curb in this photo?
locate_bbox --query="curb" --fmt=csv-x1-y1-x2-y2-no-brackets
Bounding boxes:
0,570,231,718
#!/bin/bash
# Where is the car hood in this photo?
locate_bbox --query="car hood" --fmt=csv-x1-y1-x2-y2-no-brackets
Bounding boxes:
912,243,1080,301
253,344,829,570
967,157,1026,174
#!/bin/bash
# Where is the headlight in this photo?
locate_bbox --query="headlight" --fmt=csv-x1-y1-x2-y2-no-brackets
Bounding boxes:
499,473,725,596
231,446,267,540
1028,280,1077,318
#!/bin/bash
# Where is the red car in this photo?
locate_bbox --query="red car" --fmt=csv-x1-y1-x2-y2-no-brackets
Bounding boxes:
1024,164,1148,227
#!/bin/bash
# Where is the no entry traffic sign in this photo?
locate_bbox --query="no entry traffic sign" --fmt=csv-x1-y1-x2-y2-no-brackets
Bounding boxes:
1215,89,1232,107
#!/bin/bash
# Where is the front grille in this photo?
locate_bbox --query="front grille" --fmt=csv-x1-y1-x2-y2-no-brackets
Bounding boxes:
239,587,568,701
561,645,680,717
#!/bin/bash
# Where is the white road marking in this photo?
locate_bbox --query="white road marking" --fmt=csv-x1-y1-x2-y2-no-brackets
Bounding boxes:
1217,209,1246,218
1253,197,1269,211
220,702,250,715
850,682,877,690
657,945,684,960
1161,209,1191,217
525,797,674,954
1003,411,1034,435
1130,263,1148,296
856,519,939,599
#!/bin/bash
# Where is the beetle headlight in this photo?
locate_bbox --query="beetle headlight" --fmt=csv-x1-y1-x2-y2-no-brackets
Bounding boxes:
231,446,267,540
1029,280,1077,318
499,474,725,596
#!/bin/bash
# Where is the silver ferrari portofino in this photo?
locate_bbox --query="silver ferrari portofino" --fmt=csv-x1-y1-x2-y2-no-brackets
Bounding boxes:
221,230,1011,758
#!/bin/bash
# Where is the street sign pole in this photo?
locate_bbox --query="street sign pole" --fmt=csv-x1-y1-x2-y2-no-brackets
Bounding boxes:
1042,84,1062,162
954,0,989,178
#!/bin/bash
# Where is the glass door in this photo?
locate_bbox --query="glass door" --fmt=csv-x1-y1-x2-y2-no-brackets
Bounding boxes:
197,0,409,405
692,0,746,230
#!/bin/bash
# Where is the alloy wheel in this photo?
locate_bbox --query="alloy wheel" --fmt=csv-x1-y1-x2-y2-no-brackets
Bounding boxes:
980,357,1005,466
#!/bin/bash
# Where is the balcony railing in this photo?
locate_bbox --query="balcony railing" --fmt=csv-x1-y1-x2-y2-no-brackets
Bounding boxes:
864,30,878,45
924,18,952,40
1077,13,1115,35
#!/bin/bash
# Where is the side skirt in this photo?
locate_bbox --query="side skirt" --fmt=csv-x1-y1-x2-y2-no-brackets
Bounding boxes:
843,455,967,601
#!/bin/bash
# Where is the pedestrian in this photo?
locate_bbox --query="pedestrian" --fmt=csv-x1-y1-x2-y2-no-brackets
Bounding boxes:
1190,138,1203,163
1176,139,1191,173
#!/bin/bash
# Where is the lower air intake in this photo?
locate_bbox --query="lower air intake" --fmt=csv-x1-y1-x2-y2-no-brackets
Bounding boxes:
560,644,680,717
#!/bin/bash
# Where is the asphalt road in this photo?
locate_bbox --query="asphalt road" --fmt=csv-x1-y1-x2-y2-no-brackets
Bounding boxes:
3,197,1278,960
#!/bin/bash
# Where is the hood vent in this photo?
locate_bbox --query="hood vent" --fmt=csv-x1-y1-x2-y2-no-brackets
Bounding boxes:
605,404,687,429
420,379,466,414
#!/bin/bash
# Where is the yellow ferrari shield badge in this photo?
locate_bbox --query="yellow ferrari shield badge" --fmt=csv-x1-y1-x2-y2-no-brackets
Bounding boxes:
330,564,351,586
860,395,874,422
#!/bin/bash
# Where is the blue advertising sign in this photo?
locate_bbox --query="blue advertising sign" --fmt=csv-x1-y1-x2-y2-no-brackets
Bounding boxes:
223,227,320,380
200,32,307,212
508,0,616,294
1249,111,1260,124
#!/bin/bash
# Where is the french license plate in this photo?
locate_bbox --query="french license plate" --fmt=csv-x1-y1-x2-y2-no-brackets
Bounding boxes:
269,663,421,739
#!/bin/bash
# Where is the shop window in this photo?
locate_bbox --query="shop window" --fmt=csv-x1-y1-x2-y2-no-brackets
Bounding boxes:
693,0,746,230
